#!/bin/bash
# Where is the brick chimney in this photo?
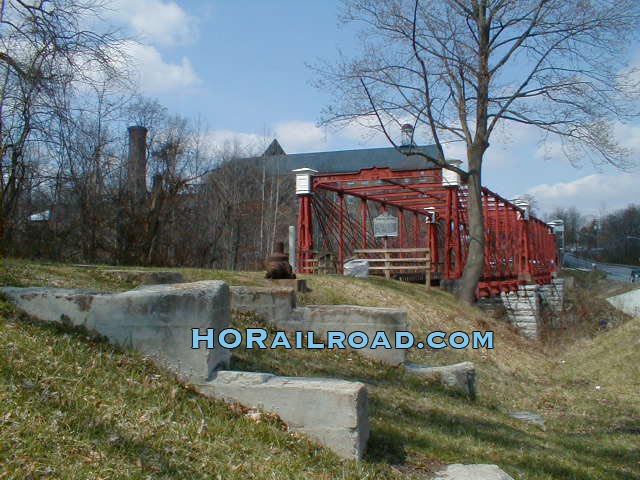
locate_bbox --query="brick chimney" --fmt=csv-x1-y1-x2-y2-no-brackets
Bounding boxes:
127,126,148,203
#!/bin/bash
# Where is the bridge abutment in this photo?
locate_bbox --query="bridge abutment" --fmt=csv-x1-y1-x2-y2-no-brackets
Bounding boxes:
498,279,565,340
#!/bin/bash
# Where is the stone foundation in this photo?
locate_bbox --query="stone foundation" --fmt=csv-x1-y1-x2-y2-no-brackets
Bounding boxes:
230,286,408,366
267,278,308,292
500,285,541,339
230,286,296,325
285,305,408,366
434,464,514,480
538,279,565,314
498,279,566,339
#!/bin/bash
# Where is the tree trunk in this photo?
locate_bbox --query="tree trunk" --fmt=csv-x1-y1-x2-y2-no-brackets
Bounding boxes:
0,211,5,256
454,1,490,304
457,147,485,303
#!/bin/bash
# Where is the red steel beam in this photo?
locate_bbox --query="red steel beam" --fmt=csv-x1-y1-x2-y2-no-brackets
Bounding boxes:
303,166,557,295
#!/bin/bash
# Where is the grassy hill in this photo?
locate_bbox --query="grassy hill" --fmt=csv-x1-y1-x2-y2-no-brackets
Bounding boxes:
0,258,638,479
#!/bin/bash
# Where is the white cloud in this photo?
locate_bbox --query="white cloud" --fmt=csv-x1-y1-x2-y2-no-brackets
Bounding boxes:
204,121,329,156
274,121,327,152
109,0,197,46
484,122,542,167
124,42,200,94
527,173,640,215
336,118,395,146
440,121,545,168
202,120,384,156
205,129,266,154
102,0,202,94
617,52,640,97
613,122,640,153
443,141,467,162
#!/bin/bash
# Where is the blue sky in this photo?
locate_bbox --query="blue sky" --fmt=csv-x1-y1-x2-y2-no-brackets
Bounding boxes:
108,0,640,216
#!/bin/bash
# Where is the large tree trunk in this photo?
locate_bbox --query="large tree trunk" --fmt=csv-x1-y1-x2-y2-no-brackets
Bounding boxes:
0,211,5,256
457,146,485,303
456,1,490,304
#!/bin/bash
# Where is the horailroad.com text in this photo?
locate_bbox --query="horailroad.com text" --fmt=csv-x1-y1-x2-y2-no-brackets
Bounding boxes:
191,329,493,350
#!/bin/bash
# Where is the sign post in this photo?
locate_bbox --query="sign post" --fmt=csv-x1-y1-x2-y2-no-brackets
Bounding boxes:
373,212,399,238
373,213,398,279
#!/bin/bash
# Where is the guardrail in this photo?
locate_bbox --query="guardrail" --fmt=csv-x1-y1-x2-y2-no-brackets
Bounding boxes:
563,253,640,283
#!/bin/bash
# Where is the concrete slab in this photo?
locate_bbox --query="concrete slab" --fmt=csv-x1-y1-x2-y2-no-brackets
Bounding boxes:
230,286,296,324
508,411,545,429
229,287,408,366
267,278,308,292
406,362,476,398
2,283,374,460
284,305,408,366
433,464,514,480
607,288,640,317
0,287,107,325
194,370,369,460
1,281,230,382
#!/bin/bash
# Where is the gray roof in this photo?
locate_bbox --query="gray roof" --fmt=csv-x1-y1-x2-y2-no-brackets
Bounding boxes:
248,142,439,175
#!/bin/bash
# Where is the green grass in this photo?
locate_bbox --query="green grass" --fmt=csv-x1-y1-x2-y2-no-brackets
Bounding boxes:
0,303,384,479
0,259,638,479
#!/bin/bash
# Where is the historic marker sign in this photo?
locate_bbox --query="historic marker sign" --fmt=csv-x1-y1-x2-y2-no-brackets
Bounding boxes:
373,212,399,238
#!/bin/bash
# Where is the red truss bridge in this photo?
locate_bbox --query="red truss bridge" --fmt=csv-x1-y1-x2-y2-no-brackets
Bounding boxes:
295,166,558,297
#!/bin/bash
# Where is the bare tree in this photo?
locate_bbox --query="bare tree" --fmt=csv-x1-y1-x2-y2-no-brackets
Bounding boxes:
55,80,129,261
0,0,127,252
316,0,640,302
548,206,583,248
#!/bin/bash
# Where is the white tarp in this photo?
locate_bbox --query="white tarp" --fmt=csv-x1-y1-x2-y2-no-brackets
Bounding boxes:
343,259,370,278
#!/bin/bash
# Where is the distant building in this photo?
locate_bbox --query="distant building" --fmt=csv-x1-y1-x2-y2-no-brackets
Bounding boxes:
249,138,439,174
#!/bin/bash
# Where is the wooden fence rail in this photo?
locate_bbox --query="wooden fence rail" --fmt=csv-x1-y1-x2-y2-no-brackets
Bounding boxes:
353,248,431,288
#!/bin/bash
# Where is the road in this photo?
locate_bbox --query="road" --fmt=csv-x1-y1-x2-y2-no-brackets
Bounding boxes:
563,253,639,283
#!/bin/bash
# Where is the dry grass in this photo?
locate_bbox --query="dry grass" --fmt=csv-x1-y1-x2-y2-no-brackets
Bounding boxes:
1,259,638,479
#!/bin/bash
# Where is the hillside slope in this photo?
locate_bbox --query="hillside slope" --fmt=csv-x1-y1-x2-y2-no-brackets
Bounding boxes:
0,259,638,479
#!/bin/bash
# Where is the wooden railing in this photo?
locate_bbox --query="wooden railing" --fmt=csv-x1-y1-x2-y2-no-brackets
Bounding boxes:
297,250,336,275
353,248,431,288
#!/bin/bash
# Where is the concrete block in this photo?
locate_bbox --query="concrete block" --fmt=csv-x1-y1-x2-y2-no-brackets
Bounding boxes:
230,286,296,324
3,283,375,461
405,362,476,397
434,464,514,480
283,305,408,366
563,276,576,289
267,278,308,292
194,371,369,460
508,411,545,429
228,287,407,365
0,287,105,325
539,279,565,313
1,281,231,382
100,269,185,285
607,289,640,318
